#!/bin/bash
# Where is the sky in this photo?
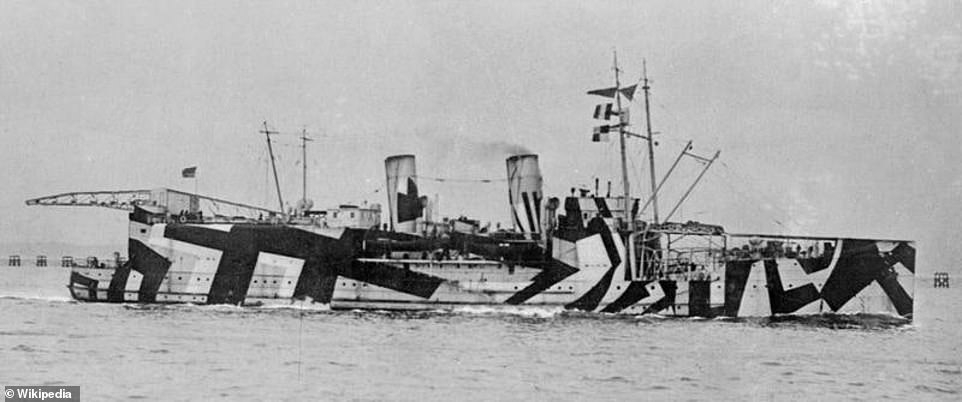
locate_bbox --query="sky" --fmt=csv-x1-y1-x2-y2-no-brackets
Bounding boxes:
1,1,959,274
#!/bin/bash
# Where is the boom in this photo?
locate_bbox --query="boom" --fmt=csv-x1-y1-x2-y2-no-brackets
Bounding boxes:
26,188,280,219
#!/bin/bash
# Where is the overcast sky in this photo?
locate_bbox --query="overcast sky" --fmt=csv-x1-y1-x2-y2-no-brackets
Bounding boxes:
1,1,959,273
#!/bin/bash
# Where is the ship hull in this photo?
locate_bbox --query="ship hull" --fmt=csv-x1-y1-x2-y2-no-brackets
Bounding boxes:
65,216,916,319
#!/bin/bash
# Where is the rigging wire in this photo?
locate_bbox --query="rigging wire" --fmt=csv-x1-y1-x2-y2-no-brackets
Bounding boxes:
712,160,800,231
414,175,506,184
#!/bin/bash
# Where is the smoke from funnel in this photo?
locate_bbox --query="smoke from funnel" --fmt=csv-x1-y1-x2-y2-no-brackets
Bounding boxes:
506,154,543,237
385,155,422,233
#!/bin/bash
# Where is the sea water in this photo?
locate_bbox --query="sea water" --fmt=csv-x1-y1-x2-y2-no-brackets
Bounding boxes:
0,275,959,401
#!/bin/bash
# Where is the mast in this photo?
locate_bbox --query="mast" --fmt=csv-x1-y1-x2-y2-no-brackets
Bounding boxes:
613,51,633,231
642,60,659,223
300,128,313,202
260,121,285,213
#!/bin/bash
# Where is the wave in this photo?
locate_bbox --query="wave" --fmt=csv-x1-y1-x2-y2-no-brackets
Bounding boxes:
0,294,76,303
255,302,332,312
451,305,567,318
4,295,910,329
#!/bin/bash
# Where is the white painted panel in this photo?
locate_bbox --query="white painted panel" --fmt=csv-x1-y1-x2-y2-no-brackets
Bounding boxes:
836,281,897,315
245,252,304,299
197,224,233,232
547,234,610,303
552,237,579,268
125,270,144,292
790,299,823,315
710,281,725,305
146,235,222,296
875,241,898,253
777,259,808,291
331,277,423,303
737,261,771,317
294,226,345,239
575,234,608,271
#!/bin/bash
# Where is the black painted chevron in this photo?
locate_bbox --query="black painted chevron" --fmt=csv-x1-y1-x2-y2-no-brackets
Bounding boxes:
106,258,132,302
764,260,821,314
69,271,99,301
162,223,449,304
723,260,755,317
642,280,677,314
888,242,916,273
599,281,651,313
341,260,443,299
820,240,887,311
505,259,578,305
397,178,423,222
128,238,172,303
563,217,623,311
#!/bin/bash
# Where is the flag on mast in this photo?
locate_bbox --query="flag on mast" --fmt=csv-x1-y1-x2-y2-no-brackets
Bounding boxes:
593,103,616,120
587,84,637,101
182,166,197,178
592,125,612,142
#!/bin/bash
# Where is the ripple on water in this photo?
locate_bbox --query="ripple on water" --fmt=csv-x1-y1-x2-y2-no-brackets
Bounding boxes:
915,384,959,395
578,374,631,384
10,344,40,352
2,295,960,401
0,330,50,336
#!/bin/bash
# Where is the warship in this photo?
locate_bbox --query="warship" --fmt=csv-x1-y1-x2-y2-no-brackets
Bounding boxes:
26,60,916,318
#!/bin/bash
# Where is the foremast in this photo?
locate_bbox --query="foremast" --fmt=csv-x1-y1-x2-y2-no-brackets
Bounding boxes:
590,55,721,232
589,52,658,230
612,52,633,231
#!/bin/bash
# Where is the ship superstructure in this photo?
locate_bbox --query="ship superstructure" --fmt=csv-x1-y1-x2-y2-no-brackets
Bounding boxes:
27,60,916,318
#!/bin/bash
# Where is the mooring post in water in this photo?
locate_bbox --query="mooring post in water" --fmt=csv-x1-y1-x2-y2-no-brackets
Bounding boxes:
934,272,950,288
